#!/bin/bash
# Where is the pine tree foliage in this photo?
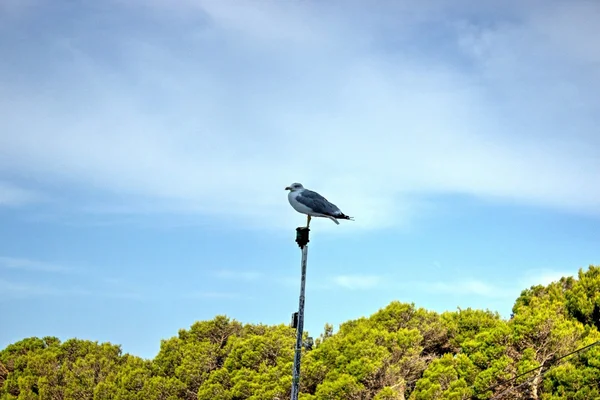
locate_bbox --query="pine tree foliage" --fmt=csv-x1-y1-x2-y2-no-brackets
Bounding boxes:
1,265,599,399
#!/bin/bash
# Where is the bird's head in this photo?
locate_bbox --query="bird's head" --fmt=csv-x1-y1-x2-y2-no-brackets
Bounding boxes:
285,183,304,191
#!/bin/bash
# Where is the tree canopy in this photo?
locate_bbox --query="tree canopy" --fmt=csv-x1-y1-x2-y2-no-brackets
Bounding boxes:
1,265,599,400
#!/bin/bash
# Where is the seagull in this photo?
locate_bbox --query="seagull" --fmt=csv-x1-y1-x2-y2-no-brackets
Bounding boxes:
285,182,353,228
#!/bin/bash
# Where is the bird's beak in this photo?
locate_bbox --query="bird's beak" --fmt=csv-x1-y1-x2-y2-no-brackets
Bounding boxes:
285,186,291,191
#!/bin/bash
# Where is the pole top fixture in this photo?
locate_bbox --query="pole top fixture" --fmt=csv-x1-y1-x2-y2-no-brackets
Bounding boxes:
295,227,310,249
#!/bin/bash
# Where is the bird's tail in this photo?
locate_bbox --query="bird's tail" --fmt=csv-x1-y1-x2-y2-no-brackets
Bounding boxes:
335,213,354,221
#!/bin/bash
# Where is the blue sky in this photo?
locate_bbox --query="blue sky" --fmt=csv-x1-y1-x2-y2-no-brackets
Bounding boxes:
1,0,599,359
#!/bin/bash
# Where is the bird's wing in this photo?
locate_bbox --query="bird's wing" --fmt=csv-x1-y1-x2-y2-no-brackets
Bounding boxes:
296,190,341,216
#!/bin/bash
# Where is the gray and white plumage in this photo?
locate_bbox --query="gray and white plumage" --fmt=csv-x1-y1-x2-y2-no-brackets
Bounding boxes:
285,182,353,225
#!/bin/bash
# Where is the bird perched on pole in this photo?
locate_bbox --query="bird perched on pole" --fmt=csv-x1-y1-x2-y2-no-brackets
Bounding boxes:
285,183,354,228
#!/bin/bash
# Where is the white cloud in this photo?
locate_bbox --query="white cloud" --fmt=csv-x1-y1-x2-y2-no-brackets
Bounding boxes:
0,0,38,19
0,256,149,300
419,268,579,299
518,269,574,288
182,291,241,299
0,182,39,207
332,274,382,290
0,1,598,230
427,280,514,298
213,269,262,281
0,279,143,300
0,279,61,298
0,256,70,273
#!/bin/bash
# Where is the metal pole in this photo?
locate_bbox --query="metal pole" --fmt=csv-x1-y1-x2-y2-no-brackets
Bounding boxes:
291,227,309,400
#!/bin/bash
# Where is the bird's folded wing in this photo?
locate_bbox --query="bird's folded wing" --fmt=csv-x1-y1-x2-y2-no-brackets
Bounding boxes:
296,190,340,215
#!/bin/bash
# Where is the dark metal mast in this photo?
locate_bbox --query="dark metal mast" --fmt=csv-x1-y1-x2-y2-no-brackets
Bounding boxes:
291,227,309,400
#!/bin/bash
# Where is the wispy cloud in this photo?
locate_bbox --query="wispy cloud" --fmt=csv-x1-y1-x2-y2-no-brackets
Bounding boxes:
0,278,143,300
0,256,149,300
0,256,70,273
0,0,37,19
426,279,514,298
181,291,242,300
213,269,262,281
0,182,40,207
332,274,382,290
0,1,598,230
518,269,574,288
0,279,64,298
416,268,578,299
